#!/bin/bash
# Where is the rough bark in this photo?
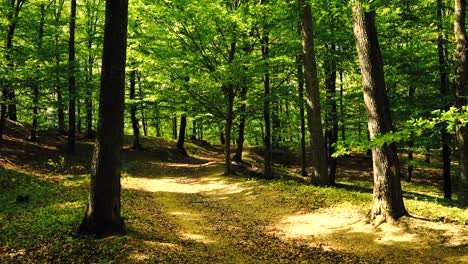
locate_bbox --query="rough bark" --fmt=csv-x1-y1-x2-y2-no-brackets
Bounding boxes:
67,0,77,154
299,0,328,185
454,0,468,207
78,0,128,236
351,2,407,222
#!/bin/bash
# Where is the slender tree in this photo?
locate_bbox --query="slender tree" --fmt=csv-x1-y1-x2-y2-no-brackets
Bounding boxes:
299,0,328,185
129,66,141,149
78,0,129,236
67,0,77,153
351,1,407,222
454,0,468,207
437,0,452,200
177,114,188,156
30,3,47,142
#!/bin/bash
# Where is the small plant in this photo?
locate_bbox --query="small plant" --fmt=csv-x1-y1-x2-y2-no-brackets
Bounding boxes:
47,156,65,172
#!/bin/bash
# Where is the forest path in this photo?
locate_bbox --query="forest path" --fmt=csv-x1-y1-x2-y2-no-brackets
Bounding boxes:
119,154,468,263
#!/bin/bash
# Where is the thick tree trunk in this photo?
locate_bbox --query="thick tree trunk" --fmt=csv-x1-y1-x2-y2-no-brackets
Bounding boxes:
352,2,407,222
299,0,328,185
454,0,468,207
78,0,128,236
67,0,77,154
297,55,307,176
129,68,141,149
438,0,452,200
177,114,188,156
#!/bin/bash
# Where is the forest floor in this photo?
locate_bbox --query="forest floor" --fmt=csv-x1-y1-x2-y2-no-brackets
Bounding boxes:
0,120,467,263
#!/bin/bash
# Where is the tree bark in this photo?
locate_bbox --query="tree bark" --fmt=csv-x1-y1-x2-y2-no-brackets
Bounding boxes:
438,0,451,200
172,115,177,140
454,0,468,207
351,1,407,222
177,114,188,156
233,84,247,162
129,67,141,149
67,0,77,154
299,0,328,185
224,86,234,175
261,31,273,179
297,54,307,176
78,0,128,236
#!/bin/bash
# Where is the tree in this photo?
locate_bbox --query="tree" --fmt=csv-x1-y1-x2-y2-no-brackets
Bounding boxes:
454,0,468,207
437,0,451,200
177,113,188,156
78,0,128,236
351,1,407,223
299,0,328,185
129,66,141,149
67,0,76,153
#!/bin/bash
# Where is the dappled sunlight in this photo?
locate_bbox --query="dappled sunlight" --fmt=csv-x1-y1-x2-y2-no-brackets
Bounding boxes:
181,233,214,243
122,176,250,195
273,207,468,262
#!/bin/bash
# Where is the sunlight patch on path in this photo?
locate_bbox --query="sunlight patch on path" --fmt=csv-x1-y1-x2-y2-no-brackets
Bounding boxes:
122,176,249,195
274,207,416,244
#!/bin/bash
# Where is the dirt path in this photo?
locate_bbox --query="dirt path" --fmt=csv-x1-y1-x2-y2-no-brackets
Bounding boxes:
119,157,467,263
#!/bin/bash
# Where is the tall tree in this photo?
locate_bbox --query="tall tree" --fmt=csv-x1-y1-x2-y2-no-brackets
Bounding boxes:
53,0,66,132
30,3,47,142
299,0,328,185
129,66,141,149
67,0,77,153
78,0,129,236
437,0,451,200
351,1,407,222
454,0,468,207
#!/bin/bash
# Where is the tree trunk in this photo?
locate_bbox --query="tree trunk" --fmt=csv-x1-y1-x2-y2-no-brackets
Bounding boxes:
437,0,452,200
129,68,141,149
177,114,188,156
299,0,328,185
406,87,416,182
339,70,345,141
78,0,128,236
30,3,46,142
172,115,177,140
67,0,77,154
297,54,307,176
325,44,338,185
352,2,407,222
262,31,273,179
454,0,468,207
224,86,234,175
233,84,247,162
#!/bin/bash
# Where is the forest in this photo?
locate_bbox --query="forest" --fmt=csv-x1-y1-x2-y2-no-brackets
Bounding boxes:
0,0,467,263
